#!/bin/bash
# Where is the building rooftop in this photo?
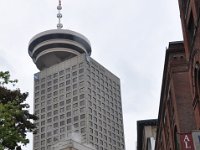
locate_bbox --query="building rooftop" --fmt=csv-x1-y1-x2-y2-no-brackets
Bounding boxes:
28,29,91,70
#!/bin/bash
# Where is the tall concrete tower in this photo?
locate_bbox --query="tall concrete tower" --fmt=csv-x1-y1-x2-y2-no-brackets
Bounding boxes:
29,1,125,150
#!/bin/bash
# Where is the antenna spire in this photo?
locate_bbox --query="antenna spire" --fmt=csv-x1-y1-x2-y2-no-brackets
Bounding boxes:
57,0,63,29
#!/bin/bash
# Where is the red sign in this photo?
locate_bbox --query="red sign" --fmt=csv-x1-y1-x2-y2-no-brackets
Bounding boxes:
180,133,194,150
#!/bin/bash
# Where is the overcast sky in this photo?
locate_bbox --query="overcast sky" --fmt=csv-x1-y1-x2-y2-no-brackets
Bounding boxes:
0,0,183,150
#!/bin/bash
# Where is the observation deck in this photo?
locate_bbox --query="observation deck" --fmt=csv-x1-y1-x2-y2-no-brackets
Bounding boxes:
28,29,91,70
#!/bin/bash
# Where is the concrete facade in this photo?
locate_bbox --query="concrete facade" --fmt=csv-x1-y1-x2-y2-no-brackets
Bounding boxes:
137,119,157,150
30,29,125,150
51,133,96,150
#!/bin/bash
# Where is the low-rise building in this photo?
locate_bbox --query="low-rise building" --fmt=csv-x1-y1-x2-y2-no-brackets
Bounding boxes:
137,119,157,150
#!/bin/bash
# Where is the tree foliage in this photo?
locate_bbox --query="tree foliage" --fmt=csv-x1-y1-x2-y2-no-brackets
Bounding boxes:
0,71,18,85
0,71,37,150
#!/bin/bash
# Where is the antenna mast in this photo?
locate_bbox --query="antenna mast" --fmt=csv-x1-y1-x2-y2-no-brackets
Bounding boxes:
57,0,63,29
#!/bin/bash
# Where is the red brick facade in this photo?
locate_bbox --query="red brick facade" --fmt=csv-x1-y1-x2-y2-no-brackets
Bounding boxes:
155,0,200,149
178,0,200,130
155,42,196,150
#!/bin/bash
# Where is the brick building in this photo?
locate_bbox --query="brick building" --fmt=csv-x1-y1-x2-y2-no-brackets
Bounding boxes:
155,41,196,150
178,0,200,129
154,0,200,149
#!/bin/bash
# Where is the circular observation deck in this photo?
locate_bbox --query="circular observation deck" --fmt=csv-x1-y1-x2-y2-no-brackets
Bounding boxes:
28,29,91,70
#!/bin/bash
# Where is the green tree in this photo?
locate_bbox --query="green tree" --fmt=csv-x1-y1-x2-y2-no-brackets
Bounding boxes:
0,71,37,150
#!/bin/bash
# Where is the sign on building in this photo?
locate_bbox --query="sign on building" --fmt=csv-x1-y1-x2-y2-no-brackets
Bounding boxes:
180,133,194,150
